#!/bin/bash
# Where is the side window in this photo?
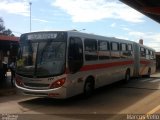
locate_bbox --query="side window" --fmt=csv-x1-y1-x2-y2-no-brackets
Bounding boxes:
150,51,155,60
127,44,133,57
84,39,98,61
110,42,120,59
127,44,132,51
68,37,83,73
140,47,146,57
120,43,128,58
150,51,152,59
146,49,150,59
98,40,109,51
69,37,83,61
153,51,156,60
111,42,119,51
121,43,127,51
98,40,110,60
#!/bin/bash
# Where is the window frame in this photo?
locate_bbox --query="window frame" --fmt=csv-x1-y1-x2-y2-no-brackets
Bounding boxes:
98,40,110,60
84,38,98,61
98,40,109,51
111,42,119,51
127,44,133,51
84,38,97,52
120,43,127,51
140,47,146,57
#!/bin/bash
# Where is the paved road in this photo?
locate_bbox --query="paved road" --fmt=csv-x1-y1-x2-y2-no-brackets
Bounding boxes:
0,73,160,120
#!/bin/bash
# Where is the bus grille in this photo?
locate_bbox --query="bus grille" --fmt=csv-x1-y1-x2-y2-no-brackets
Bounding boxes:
24,83,49,88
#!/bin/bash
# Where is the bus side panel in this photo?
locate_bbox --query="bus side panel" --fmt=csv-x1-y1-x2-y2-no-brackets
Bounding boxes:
151,60,156,74
96,63,134,88
66,60,134,98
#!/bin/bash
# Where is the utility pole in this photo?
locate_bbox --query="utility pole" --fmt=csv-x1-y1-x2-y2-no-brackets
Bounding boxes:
29,2,32,32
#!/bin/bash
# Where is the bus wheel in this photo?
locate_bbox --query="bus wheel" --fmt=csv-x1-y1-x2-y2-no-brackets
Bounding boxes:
83,79,94,98
146,68,151,78
124,70,130,83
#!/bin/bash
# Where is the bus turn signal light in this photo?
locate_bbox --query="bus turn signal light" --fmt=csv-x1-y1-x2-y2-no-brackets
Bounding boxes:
50,78,66,89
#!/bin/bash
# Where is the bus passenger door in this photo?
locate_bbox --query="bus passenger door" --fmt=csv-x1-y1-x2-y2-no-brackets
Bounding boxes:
68,37,83,73
67,37,84,96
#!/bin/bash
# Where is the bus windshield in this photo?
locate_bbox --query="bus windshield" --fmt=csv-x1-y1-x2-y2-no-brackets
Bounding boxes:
16,34,66,78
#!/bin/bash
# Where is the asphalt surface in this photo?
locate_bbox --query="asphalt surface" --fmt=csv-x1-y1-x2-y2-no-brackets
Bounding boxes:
0,72,160,120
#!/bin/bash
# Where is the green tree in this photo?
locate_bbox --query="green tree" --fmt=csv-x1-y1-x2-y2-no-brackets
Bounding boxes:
0,17,5,33
0,17,14,36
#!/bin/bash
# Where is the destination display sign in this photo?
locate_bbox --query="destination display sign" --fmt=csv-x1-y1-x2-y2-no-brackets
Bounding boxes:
27,33,57,40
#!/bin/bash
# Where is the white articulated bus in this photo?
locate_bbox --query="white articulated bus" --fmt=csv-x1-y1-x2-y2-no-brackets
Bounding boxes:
15,31,156,98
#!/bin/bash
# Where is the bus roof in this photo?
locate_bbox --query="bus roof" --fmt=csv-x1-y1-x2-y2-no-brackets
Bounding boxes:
21,30,155,51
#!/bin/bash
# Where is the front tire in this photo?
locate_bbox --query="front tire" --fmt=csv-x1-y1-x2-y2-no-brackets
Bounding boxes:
83,79,94,98
124,70,130,83
146,68,151,78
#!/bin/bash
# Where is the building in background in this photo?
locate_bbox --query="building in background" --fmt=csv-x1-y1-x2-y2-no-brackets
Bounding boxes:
156,52,160,70
0,35,19,64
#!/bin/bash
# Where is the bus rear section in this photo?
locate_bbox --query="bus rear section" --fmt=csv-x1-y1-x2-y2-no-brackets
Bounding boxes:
133,43,156,77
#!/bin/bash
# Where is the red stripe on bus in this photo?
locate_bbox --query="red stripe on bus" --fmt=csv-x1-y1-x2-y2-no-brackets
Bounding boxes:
140,60,151,65
80,60,134,71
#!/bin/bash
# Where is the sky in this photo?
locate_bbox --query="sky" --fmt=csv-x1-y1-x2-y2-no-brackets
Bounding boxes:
0,0,160,52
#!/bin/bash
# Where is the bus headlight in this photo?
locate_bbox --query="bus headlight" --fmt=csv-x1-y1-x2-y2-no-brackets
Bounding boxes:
50,78,66,89
15,75,24,87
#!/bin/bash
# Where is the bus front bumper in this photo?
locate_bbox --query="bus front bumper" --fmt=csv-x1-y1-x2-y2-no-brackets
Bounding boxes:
15,83,67,99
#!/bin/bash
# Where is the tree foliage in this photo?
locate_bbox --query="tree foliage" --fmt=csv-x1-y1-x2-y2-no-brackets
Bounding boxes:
0,17,14,36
